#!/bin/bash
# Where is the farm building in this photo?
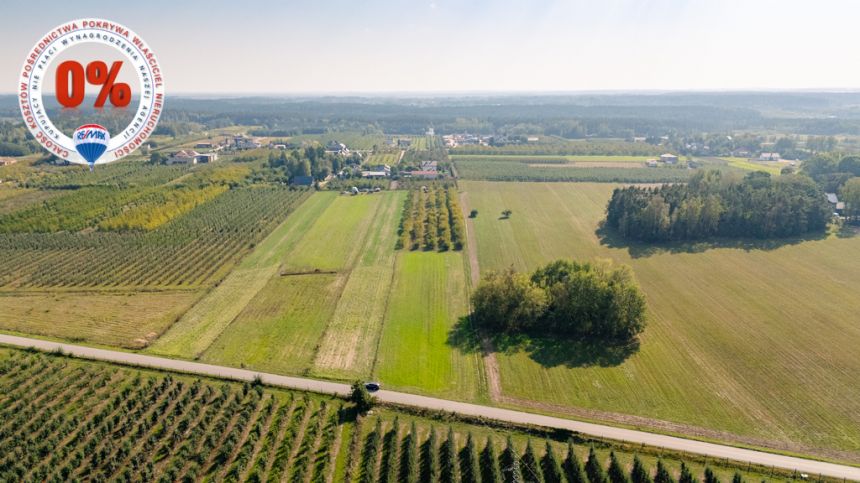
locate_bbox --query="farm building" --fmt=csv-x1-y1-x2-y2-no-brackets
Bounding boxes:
290,175,314,186
408,170,439,179
826,193,846,215
195,142,214,149
0,157,17,166
362,170,389,178
166,150,218,164
167,150,200,165
196,152,218,163
233,136,262,150
759,152,781,161
325,141,350,155
646,159,658,168
660,153,679,164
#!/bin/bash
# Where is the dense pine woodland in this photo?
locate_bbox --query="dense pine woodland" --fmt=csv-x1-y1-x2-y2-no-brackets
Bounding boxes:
605,170,832,242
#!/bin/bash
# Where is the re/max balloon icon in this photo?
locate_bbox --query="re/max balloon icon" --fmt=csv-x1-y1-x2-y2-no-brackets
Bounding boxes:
73,124,110,168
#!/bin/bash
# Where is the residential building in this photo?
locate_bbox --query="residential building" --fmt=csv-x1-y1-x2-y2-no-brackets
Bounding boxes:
660,153,679,164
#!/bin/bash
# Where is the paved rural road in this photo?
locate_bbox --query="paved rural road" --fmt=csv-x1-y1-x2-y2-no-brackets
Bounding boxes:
2,334,858,480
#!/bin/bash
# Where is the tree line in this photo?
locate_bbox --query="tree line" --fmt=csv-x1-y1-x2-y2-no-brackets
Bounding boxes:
351,416,753,483
472,259,647,341
605,170,832,242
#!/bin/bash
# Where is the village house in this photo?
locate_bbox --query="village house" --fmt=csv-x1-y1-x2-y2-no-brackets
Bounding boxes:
325,141,350,156
233,135,262,150
826,193,846,215
660,153,679,164
362,164,391,178
759,152,781,161
167,150,219,165
0,158,18,166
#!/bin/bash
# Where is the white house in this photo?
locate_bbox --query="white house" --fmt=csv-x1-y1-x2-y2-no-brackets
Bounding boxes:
167,150,200,165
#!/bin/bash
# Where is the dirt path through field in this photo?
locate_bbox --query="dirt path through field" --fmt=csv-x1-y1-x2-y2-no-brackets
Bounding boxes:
458,189,503,403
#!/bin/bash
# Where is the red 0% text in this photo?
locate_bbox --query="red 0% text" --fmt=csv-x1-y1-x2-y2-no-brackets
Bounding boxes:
55,60,132,109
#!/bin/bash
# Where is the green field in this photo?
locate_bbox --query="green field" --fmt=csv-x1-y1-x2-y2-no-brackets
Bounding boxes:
719,157,784,176
154,191,427,385
201,273,343,373
311,190,403,380
462,181,860,460
453,157,691,183
285,131,385,150
451,154,654,163
0,348,790,483
364,152,400,166
153,188,483,400
150,191,334,358
374,251,486,402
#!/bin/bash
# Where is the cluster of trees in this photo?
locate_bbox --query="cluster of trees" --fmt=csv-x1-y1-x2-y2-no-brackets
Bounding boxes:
0,121,37,156
802,153,860,192
842,177,860,223
396,187,466,251
605,170,832,242
472,259,647,341
266,147,345,182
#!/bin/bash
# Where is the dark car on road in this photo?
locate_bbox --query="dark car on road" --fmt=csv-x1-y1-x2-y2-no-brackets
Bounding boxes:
364,382,381,392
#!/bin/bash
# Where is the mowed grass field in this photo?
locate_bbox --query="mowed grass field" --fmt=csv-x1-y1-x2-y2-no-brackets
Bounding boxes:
462,181,860,459
310,190,403,380
0,291,200,348
154,187,484,401
374,251,487,402
149,192,335,358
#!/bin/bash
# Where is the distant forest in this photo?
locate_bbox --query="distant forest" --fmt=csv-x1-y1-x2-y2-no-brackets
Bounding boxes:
5,92,860,143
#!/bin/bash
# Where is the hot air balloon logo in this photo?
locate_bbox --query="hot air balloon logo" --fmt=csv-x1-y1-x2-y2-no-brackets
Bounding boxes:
73,124,110,169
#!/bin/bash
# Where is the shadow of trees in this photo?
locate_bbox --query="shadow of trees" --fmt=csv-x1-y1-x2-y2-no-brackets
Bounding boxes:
447,316,640,369
595,223,831,259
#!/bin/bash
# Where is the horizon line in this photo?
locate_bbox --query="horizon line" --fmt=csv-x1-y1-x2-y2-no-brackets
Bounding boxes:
4,87,860,98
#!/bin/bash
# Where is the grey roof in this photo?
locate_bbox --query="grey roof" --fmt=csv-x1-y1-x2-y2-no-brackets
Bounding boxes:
826,193,839,204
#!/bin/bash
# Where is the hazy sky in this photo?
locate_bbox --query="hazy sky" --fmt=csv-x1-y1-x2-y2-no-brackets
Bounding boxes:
4,0,860,94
